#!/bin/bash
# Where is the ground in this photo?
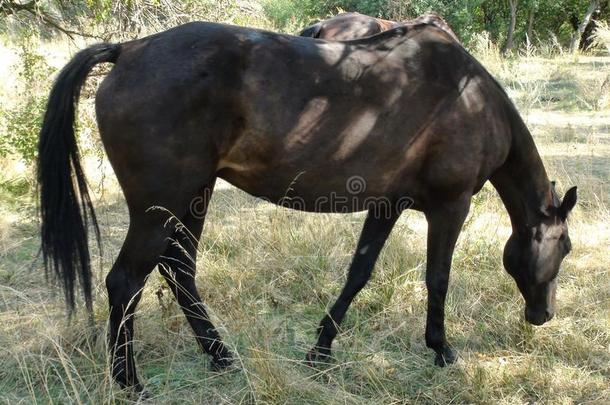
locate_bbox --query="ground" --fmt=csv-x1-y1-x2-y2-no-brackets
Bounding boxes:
0,43,608,403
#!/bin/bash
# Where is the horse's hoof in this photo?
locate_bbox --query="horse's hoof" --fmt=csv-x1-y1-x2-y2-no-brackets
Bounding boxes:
137,388,152,401
434,346,457,367
118,383,149,401
210,354,234,372
305,347,332,367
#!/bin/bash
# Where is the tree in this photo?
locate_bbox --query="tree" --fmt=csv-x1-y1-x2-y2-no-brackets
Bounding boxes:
580,0,608,50
570,0,600,52
526,1,537,41
502,0,519,53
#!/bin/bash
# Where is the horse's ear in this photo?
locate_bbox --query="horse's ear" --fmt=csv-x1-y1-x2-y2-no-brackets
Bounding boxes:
299,22,322,38
546,180,561,213
559,186,577,219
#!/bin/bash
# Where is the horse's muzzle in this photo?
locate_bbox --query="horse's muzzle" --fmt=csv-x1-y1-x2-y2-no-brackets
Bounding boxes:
525,307,554,326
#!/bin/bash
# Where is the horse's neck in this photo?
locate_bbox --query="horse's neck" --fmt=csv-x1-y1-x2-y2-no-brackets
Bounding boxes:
491,116,552,231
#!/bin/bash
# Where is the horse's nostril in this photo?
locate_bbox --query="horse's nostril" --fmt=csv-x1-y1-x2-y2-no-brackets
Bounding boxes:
545,310,554,321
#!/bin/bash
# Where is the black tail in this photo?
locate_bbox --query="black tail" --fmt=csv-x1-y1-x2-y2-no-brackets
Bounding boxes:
38,43,120,313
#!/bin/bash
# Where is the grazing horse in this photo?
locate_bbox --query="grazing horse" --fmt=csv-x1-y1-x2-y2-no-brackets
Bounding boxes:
299,11,460,43
38,21,577,392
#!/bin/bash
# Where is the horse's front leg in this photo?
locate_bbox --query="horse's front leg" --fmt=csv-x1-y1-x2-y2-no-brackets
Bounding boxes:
424,196,471,366
306,208,400,365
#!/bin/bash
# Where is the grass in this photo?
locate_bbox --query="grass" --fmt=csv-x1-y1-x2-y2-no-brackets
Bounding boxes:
1,28,609,405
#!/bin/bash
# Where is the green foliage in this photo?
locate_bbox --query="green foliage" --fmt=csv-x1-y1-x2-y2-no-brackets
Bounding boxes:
260,0,610,51
262,0,307,31
3,96,45,163
2,0,608,51
263,0,390,30
300,0,390,19
395,0,492,45
0,40,54,165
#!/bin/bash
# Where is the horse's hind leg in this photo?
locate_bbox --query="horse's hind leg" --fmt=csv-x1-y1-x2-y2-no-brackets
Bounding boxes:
106,210,178,391
158,180,233,370
105,163,218,391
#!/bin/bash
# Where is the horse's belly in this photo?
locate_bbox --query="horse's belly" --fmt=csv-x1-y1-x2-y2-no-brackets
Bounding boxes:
216,159,417,214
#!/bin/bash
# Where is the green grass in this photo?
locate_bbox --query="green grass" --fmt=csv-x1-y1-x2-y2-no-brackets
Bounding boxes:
1,31,609,405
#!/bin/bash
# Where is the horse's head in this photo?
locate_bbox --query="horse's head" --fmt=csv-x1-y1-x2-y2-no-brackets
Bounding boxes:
503,186,577,325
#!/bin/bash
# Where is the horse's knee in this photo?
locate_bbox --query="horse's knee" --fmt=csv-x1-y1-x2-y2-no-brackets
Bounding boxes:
347,267,373,290
159,252,196,287
426,273,449,295
105,266,126,292
105,262,148,310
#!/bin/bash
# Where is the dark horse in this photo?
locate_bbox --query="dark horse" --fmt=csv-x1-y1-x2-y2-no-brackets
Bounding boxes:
38,21,577,392
299,11,460,43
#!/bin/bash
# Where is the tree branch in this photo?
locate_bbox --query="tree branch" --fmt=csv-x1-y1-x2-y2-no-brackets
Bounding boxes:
0,0,39,15
1,0,103,40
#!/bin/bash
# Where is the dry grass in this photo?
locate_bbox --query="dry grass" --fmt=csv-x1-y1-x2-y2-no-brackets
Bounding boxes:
590,21,610,55
0,30,609,405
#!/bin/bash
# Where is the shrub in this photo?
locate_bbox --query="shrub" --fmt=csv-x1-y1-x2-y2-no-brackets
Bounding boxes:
0,40,54,165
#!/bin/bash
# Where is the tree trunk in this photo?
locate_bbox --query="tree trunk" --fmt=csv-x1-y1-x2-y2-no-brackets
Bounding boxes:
580,0,607,50
526,7,535,41
580,19,597,50
570,0,600,53
481,2,497,42
482,2,493,32
502,0,518,54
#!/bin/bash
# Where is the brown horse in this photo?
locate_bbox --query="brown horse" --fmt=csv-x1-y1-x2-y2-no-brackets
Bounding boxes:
38,21,576,392
299,11,460,43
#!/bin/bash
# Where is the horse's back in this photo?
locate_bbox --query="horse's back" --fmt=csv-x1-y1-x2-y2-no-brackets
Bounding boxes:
301,12,396,40
95,21,512,211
